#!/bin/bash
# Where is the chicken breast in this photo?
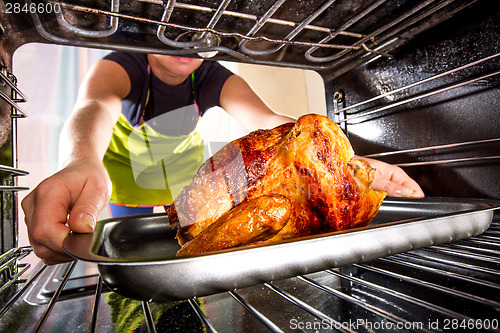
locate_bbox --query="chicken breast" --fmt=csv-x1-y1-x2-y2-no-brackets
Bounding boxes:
168,114,386,255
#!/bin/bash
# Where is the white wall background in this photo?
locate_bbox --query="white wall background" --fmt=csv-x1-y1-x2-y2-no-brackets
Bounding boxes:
13,43,326,248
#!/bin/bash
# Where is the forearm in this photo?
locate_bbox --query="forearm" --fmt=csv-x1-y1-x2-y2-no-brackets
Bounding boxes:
258,112,296,129
58,59,130,169
58,100,119,168
220,75,296,131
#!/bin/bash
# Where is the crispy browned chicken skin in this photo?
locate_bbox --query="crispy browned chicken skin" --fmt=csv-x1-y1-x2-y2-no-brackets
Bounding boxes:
168,114,386,255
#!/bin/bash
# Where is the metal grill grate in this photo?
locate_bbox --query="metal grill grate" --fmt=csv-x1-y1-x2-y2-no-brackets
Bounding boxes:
1,214,498,332
20,0,477,71
0,247,31,294
0,67,29,257
330,50,500,170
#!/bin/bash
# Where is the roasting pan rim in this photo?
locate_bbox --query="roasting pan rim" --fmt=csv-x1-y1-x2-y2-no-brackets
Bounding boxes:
63,196,499,265
62,196,499,301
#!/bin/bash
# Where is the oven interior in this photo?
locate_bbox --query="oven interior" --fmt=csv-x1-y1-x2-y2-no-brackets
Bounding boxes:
1,0,499,332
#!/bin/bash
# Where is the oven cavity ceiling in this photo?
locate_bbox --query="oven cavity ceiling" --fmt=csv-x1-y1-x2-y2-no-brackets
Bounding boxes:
0,0,480,77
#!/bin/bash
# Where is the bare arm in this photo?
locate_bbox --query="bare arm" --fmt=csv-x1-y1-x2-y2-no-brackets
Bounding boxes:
58,60,128,168
21,59,130,264
220,74,295,130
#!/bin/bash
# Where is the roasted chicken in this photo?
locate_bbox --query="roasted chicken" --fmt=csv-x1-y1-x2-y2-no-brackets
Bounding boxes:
168,114,386,256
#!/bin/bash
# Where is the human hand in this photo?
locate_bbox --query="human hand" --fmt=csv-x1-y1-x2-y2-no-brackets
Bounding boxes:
21,161,111,265
355,156,425,198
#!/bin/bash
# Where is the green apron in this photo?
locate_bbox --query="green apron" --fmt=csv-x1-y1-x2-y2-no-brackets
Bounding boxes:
103,69,205,207
103,113,205,207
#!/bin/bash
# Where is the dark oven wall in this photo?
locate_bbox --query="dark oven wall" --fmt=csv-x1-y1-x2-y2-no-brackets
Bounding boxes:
325,0,500,200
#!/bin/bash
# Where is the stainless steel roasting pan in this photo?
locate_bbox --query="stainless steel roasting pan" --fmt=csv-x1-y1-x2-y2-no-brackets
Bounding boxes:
63,197,499,302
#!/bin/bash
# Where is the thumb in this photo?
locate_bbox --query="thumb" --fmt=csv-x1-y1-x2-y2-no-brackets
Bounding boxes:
70,211,98,233
382,180,414,198
66,185,110,233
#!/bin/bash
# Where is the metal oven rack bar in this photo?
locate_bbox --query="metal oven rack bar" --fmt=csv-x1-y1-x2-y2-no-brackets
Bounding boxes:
338,70,500,125
337,52,500,115
2,215,497,332
0,70,28,118
333,51,500,168
0,247,32,294
0,68,29,268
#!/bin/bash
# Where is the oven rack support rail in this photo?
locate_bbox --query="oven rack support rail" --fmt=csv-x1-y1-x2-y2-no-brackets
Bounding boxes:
328,51,500,169
335,53,500,126
1,215,498,332
0,68,30,190
0,67,30,258
0,247,31,294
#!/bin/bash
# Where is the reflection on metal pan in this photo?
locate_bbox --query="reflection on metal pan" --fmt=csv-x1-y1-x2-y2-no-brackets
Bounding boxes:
63,197,499,301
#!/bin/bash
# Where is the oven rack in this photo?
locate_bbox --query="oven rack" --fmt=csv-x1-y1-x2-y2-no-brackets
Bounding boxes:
0,68,29,256
0,68,28,118
334,52,500,125
331,51,500,169
1,214,498,332
360,136,500,168
334,52,500,117
0,247,31,294
22,0,477,71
